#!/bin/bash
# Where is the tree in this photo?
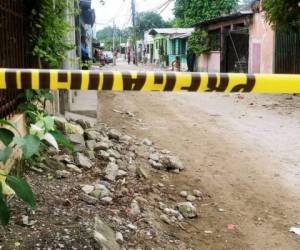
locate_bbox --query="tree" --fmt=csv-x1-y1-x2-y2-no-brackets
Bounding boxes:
188,29,210,54
263,0,300,31
96,26,131,51
174,0,238,27
136,12,169,39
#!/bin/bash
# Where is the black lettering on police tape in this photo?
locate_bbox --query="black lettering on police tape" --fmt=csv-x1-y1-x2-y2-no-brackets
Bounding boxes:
206,73,229,92
230,74,255,92
5,70,17,89
154,73,164,85
39,70,50,89
70,71,82,90
58,72,68,82
21,70,32,89
151,73,164,91
58,71,70,89
181,73,201,91
164,73,176,91
89,72,100,90
102,72,114,90
122,72,147,91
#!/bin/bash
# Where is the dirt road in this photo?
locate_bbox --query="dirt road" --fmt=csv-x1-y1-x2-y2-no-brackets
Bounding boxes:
98,62,300,249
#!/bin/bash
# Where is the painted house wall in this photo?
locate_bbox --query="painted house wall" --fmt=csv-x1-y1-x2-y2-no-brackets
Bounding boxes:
153,34,168,61
197,52,221,72
196,12,275,73
169,38,188,69
248,11,275,73
144,31,154,62
152,34,171,67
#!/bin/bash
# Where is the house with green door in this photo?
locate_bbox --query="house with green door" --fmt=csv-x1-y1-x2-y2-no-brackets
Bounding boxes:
147,28,194,69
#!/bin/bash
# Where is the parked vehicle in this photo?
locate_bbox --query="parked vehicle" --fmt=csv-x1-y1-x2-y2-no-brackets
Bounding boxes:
104,51,113,64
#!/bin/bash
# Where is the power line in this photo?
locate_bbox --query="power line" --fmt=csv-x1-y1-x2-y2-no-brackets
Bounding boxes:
157,0,174,15
138,0,173,13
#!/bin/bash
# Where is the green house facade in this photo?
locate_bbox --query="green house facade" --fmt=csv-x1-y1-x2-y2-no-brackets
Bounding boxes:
148,28,194,69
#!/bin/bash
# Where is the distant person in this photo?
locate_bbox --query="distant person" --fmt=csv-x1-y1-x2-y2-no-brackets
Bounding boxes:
127,50,131,64
133,51,136,65
113,49,118,66
99,49,105,66
94,49,99,63
172,56,181,72
187,49,196,72
81,36,90,69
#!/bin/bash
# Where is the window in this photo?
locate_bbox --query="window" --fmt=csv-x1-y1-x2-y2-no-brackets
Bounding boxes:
208,29,221,51
181,39,187,54
171,40,176,55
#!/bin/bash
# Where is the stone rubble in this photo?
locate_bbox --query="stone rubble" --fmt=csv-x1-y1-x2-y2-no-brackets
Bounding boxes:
115,232,124,244
176,202,197,218
186,195,197,202
65,164,82,173
104,162,119,181
30,117,200,249
180,191,188,197
75,152,93,169
55,170,71,179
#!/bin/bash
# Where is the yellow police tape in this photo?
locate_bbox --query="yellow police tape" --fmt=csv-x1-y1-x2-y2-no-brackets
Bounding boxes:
0,68,300,93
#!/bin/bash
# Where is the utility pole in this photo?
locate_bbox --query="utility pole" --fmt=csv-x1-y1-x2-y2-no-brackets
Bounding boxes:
113,19,115,51
131,0,138,65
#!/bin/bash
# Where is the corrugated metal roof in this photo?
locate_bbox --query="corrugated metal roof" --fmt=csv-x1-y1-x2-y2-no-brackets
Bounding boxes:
194,11,253,27
148,28,194,36
170,29,194,39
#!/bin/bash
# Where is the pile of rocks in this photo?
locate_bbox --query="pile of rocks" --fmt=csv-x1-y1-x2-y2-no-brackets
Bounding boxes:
30,116,200,249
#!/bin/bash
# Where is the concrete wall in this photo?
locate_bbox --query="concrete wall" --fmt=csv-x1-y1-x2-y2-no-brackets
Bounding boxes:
197,52,221,72
248,11,275,73
64,0,80,115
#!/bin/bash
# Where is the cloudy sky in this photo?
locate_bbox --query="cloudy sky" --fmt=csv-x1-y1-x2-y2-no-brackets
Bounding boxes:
91,0,175,31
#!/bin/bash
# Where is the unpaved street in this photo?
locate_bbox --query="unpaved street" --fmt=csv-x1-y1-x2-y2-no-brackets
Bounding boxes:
98,61,300,249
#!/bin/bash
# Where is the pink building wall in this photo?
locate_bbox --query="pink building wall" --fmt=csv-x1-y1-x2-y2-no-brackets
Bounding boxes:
248,11,275,73
197,52,220,72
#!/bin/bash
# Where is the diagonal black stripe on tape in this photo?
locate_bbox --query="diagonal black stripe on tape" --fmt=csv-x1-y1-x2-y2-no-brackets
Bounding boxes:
21,70,32,89
71,71,82,90
102,72,114,90
39,70,50,89
164,73,176,91
181,73,201,91
89,72,100,90
5,70,17,89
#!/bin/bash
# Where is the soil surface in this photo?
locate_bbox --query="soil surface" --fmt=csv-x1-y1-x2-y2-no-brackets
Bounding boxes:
97,61,300,250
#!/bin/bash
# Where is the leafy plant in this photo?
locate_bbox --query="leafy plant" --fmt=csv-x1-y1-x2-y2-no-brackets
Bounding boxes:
188,29,211,55
174,0,238,27
25,0,77,68
263,0,300,31
18,90,73,151
136,12,170,39
0,174,35,225
0,89,72,225
0,119,36,226
18,90,54,115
